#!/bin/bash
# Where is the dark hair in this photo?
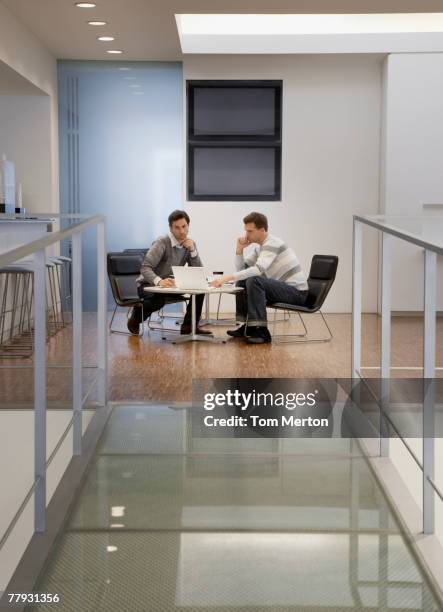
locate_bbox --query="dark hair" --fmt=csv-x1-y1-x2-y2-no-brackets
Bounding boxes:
168,209,190,227
243,211,268,231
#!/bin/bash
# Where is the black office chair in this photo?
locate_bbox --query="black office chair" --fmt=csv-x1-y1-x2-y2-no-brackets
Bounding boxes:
107,252,146,336
107,251,188,336
122,248,187,330
123,248,149,256
269,254,339,343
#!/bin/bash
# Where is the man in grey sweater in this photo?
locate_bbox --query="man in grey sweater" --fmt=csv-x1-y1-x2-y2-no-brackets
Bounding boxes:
127,210,211,335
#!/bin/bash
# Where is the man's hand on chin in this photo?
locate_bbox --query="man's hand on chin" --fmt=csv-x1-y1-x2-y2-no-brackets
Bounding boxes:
181,238,195,251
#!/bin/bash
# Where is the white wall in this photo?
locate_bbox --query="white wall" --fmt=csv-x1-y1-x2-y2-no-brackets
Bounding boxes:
0,1,58,214
183,55,383,313
0,94,52,212
382,53,443,311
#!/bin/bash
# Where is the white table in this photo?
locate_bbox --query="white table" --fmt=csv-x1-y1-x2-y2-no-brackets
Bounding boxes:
143,285,242,344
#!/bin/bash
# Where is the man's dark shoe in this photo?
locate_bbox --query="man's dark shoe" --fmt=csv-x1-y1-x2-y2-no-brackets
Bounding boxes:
227,324,247,338
180,324,213,336
246,326,272,344
127,316,141,335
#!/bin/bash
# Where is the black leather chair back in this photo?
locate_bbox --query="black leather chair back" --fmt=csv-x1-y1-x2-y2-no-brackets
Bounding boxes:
107,253,144,306
304,255,339,311
123,248,149,256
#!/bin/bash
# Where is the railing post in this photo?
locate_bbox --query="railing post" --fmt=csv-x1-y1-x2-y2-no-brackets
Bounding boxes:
380,232,391,457
34,249,46,532
97,220,107,406
423,248,436,534
72,232,82,456
352,217,362,379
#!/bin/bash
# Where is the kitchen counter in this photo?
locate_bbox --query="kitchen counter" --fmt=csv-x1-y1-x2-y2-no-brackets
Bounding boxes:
0,216,54,256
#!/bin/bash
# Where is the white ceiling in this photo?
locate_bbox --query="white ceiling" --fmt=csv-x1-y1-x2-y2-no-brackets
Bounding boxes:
2,0,443,60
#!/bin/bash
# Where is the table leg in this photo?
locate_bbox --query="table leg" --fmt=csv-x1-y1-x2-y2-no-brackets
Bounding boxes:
169,293,226,344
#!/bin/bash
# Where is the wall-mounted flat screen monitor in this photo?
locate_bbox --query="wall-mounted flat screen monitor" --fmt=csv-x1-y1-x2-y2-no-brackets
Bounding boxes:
188,81,282,139
190,147,280,200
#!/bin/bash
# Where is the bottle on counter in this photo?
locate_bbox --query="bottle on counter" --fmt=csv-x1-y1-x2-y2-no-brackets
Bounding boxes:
0,159,3,212
0,154,16,214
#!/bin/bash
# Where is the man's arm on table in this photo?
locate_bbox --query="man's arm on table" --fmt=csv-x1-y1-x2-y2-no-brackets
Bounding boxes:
139,238,175,288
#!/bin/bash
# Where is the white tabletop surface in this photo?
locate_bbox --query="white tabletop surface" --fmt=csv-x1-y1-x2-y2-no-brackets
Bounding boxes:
143,285,242,295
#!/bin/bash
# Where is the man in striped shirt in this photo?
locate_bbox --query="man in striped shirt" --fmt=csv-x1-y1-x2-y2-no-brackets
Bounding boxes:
210,212,308,344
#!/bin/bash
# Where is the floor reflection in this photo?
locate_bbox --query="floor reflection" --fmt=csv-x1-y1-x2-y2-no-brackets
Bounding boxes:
30,404,441,611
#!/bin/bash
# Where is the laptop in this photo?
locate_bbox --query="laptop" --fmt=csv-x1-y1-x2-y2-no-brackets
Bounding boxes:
172,266,209,290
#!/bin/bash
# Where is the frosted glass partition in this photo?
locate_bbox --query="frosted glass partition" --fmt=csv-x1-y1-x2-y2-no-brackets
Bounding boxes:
58,61,183,309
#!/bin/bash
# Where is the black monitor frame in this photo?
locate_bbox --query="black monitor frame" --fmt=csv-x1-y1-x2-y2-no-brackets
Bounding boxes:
187,80,282,201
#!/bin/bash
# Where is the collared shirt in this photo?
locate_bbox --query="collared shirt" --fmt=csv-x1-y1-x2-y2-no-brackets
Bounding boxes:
169,232,183,249
169,233,199,260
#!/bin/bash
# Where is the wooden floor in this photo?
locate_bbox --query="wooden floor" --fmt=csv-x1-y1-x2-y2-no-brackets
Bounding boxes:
1,312,442,404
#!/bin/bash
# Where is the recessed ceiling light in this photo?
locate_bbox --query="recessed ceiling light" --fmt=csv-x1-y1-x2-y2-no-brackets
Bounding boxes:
111,506,125,517
107,49,123,54
98,36,115,42
107,545,118,552
88,20,107,26
75,2,96,7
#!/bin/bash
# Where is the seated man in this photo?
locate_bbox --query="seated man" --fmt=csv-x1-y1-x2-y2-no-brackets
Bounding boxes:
210,212,308,344
127,209,211,336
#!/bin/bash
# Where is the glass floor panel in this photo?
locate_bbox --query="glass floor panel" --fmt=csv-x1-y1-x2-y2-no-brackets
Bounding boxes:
69,454,398,532
30,404,442,611
98,403,355,456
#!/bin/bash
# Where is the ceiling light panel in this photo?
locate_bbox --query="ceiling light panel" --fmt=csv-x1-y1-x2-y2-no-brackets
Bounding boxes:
176,13,443,54
177,13,443,36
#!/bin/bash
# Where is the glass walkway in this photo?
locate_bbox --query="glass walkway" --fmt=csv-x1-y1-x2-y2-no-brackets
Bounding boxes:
30,404,441,611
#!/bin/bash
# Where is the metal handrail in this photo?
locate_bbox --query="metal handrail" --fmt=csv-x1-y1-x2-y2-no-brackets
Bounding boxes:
0,212,107,571
353,213,442,535
354,214,443,256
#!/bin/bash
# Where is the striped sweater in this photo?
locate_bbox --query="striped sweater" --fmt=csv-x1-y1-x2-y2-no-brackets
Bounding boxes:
233,234,308,290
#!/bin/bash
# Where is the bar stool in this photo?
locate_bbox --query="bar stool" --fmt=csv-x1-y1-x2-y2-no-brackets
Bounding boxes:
56,255,72,320
48,256,72,329
0,266,34,357
16,259,61,337
0,255,69,358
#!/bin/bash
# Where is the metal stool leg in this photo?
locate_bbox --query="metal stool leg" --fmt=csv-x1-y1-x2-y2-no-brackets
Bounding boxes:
0,269,34,357
0,272,10,345
45,263,58,336
60,259,71,322
49,259,65,328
